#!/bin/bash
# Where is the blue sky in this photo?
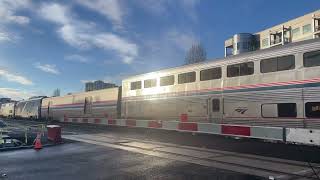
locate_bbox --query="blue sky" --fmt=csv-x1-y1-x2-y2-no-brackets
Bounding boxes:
0,0,319,100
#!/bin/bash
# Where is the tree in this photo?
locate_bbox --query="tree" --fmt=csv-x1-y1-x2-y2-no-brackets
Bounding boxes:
185,43,207,64
52,88,60,97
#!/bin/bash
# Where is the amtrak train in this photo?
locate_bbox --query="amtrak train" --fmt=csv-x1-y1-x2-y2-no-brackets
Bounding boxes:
1,38,320,129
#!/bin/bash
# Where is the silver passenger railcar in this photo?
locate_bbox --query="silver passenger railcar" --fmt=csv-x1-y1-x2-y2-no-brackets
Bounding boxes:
121,39,320,128
14,97,45,119
0,102,15,118
41,88,120,121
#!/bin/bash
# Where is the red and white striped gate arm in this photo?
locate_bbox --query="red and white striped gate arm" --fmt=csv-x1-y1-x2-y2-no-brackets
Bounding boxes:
61,117,320,146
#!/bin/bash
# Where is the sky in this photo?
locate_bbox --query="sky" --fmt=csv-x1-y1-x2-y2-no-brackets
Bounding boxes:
0,0,319,100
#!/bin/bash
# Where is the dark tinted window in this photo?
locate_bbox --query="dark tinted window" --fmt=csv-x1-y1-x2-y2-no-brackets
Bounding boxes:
144,79,157,88
227,62,254,77
130,81,141,90
160,75,174,86
178,72,196,84
212,99,220,112
278,103,296,117
305,102,320,118
304,50,320,67
200,67,221,81
261,55,295,73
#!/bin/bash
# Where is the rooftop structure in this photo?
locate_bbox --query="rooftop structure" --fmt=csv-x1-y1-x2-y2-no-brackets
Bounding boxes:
225,9,320,57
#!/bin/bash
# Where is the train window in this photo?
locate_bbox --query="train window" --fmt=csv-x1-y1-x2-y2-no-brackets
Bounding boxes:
200,67,221,81
144,79,157,88
212,99,220,112
130,81,141,90
262,103,297,117
227,62,254,77
178,72,196,84
303,50,320,67
278,103,297,117
261,55,295,73
305,102,320,118
160,75,174,86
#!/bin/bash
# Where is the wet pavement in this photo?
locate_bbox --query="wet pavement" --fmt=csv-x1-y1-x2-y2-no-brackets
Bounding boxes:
0,142,256,180
2,119,320,179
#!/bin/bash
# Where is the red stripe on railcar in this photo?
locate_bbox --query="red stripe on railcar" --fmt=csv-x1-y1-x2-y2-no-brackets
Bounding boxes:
148,121,162,128
126,119,136,127
221,125,250,136
178,122,198,131
94,119,101,124
108,119,116,125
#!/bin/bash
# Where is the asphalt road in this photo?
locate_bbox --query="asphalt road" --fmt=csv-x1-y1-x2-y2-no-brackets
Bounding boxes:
2,119,320,179
0,142,255,180
58,122,320,163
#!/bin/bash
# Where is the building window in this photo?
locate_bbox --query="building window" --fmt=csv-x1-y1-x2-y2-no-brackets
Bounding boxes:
144,79,157,88
291,27,300,38
160,75,174,86
302,24,312,34
178,72,196,84
130,81,141,90
261,103,297,117
227,62,254,77
260,55,295,73
200,67,221,81
305,102,320,118
303,50,320,67
262,38,269,47
212,99,220,112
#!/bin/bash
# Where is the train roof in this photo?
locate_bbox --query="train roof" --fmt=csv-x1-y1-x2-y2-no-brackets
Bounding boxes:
123,38,320,81
17,96,46,103
43,87,119,100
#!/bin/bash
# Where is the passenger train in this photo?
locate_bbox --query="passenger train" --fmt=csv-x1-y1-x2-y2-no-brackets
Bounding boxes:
1,38,320,129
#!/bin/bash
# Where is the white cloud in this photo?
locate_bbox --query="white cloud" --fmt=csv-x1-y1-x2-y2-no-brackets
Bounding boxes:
0,68,33,85
0,0,31,25
134,0,199,21
166,29,198,51
80,79,94,84
39,3,138,64
0,30,12,42
0,88,37,100
38,3,69,25
75,0,123,29
65,54,90,63
34,63,60,75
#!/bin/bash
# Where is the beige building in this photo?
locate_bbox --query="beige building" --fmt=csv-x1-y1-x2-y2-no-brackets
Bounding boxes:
225,9,320,56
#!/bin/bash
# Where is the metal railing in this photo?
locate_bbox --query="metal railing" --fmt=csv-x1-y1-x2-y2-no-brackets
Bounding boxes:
0,124,46,146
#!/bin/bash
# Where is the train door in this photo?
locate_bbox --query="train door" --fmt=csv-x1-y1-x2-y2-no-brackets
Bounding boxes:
208,97,223,123
47,101,53,119
84,97,93,115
